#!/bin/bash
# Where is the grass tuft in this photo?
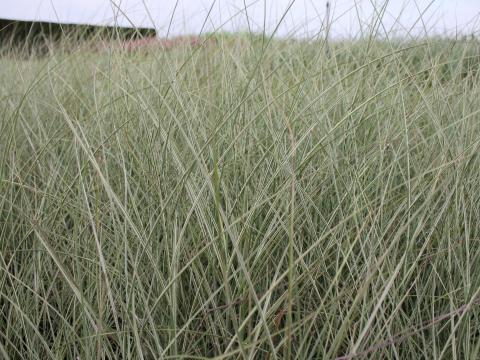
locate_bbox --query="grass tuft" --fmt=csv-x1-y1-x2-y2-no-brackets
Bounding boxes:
1,23,480,359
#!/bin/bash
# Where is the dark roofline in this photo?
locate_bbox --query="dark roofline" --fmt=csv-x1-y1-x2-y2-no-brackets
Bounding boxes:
0,14,157,30
0,18,156,45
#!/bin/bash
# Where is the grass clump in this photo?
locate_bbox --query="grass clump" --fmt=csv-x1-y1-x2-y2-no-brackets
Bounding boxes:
1,29,480,359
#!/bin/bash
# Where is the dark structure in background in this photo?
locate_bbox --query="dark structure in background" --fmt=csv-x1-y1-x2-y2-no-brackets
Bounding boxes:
0,18,156,51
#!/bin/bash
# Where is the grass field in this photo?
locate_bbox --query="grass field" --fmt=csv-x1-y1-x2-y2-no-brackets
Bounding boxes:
1,30,480,359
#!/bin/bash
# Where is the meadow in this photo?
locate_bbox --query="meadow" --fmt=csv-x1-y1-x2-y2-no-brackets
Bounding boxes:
1,30,480,359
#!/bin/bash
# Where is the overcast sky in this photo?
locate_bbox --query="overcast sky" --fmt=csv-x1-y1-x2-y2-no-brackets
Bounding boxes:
1,0,479,38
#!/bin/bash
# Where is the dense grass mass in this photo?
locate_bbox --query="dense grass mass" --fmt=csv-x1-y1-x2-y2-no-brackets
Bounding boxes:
1,32,480,359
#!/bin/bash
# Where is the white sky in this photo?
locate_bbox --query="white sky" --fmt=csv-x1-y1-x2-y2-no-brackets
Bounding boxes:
1,0,479,38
